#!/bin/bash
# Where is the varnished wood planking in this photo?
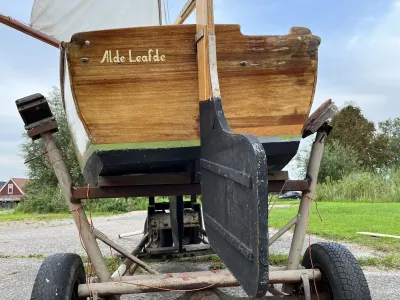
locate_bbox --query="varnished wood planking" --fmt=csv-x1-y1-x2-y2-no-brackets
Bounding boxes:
216,24,317,138
196,0,215,100
68,25,199,144
67,24,319,145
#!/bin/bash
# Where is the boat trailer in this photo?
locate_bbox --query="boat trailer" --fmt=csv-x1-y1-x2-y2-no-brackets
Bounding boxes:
13,93,370,300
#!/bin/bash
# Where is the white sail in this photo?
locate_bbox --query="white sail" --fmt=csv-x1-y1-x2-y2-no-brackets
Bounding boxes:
31,0,160,42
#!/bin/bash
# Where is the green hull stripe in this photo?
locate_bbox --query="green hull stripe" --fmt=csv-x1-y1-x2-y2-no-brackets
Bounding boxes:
92,134,301,152
94,140,201,151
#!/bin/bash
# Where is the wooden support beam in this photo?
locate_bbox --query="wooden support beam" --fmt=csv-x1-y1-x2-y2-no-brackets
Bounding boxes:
72,180,310,200
196,0,215,101
357,232,400,239
158,0,163,25
174,0,196,24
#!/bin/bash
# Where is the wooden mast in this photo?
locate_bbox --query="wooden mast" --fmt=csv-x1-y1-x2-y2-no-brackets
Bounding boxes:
158,0,163,25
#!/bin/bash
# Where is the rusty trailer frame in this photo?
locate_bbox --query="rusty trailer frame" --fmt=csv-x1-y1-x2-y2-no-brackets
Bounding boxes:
13,90,344,299
24,110,332,300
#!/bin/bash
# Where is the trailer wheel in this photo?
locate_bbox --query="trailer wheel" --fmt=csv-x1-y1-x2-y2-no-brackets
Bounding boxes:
31,253,85,300
301,242,371,300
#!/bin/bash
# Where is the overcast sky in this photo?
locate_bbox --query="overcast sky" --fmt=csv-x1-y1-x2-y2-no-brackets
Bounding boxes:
1,0,399,180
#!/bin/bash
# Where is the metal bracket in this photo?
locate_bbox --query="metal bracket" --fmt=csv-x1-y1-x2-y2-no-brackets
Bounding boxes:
301,273,311,300
15,93,59,140
195,28,204,44
92,290,99,300
170,196,184,252
302,99,338,138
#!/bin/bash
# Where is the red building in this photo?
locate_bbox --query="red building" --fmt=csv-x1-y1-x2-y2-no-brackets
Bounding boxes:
0,178,29,208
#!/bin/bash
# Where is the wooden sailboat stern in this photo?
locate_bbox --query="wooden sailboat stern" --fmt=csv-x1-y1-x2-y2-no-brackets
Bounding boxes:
64,24,320,182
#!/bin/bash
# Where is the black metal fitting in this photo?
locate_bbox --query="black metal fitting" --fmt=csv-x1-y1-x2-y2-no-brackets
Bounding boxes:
15,93,58,140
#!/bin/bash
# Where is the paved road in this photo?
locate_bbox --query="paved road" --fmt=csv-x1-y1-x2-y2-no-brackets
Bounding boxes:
0,212,398,299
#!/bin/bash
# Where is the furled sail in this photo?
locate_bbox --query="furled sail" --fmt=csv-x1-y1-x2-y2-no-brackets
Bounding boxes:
30,0,160,42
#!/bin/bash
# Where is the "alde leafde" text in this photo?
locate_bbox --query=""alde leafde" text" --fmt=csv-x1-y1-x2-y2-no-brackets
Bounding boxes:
100,49,166,64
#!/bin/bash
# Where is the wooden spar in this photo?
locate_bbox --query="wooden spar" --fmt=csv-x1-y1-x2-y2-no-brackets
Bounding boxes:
357,232,400,239
158,0,163,25
0,13,59,48
196,0,215,101
174,0,196,24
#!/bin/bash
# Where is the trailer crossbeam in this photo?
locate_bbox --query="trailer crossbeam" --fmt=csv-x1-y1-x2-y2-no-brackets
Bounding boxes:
79,269,322,297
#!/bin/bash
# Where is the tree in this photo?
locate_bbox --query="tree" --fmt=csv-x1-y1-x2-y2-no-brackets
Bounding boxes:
296,139,362,183
328,104,392,169
379,117,400,166
18,87,84,213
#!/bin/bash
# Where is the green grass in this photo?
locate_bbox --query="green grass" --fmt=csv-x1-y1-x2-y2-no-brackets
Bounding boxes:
358,255,400,269
269,202,400,253
0,211,117,222
0,254,46,259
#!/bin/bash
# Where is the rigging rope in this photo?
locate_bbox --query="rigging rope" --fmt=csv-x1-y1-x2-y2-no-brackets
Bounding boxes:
162,0,171,25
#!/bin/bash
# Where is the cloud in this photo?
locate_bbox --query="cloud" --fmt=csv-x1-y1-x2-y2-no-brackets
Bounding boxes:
286,0,400,177
311,0,400,123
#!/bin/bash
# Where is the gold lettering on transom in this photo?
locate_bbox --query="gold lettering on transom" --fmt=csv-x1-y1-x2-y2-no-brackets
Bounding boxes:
100,49,166,64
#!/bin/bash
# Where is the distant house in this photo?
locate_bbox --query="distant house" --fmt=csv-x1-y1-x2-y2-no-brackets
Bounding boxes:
0,178,29,208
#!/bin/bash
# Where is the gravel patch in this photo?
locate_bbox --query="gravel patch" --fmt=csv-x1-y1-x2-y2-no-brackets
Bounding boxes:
0,258,42,300
0,211,382,259
0,212,147,257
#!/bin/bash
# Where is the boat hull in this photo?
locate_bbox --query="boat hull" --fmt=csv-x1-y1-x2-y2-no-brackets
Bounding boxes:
83,138,300,185
62,24,319,185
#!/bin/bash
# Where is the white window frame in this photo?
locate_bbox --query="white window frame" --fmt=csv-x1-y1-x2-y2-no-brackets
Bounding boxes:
7,184,13,194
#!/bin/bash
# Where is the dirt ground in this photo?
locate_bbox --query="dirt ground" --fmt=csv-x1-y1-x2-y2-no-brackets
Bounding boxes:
0,212,399,299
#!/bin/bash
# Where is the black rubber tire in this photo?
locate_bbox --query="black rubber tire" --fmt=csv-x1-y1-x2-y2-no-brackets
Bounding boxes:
302,242,371,300
31,253,85,300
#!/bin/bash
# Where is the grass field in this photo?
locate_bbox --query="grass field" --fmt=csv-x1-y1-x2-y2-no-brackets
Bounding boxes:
269,202,400,253
0,211,117,222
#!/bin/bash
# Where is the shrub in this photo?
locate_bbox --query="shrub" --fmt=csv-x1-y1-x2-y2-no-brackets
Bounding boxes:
316,167,400,202
296,139,363,183
16,184,68,213
87,197,148,213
